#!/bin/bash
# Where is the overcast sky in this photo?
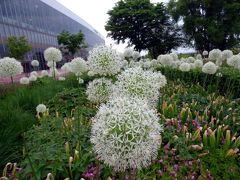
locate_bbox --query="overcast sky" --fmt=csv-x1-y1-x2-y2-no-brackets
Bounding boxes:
55,0,169,52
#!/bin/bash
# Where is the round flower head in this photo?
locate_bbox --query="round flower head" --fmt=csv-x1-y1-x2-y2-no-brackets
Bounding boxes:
132,51,140,60
88,45,122,76
61,63,71,72
227,55,240,69
194,59,203,68
208,49,222,61
157,54,173,67
36,104,47,113
87,70,95,77
170,52,178,61
186,57,195,63
179,62,191,72
44,47,62,62
202,50,208,56
196,54,202,60
20,77,29,85
0,57,23,77
113,67,167,107
30,71,38,77
222,50,233,61
202,62,217,74
78,78,84,84
86,78,113,104
91,96,163,172
41,70,48,77
31,60,39,67
29,75,37,82
69,57,88,74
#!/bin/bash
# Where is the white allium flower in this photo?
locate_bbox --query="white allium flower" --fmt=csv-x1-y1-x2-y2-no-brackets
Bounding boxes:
30,71,38,77
222,50,233,60
216,59,223,66
208,49,222,61
88,45,122,76
0,57,23,77
31,60,39,67
20,77,29,85
186,57,195,63
36,104,47,113
58,76,65,81
157,54,173,67
78,78,84,84
194,59,203,68
202,61,217,74
227,55,240,69
179,62,191,72
202,50,208,56
46,61,56,68
86,78,113,104
91,96,163,171
170,52,178,61
29,75,37,82
69,57,88,74
87,70,95,77
196,54,202,60
61,63,71,72
41,70,48,77
113,67,167,107
44,47,62,62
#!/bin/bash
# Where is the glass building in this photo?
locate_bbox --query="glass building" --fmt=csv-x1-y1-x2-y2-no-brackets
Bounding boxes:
0,0,105,71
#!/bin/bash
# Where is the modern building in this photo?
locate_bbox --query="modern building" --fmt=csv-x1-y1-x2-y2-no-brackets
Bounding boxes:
0,0,105,71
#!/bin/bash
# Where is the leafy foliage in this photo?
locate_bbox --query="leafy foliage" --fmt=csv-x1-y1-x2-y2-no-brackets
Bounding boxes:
105,0,184,58
168,0,240,51
6,36,32,60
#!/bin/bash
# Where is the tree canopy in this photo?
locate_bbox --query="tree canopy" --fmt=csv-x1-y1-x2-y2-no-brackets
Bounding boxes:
105,0,184,58
6,36,32,60
168,0,240,52
57,31,86,56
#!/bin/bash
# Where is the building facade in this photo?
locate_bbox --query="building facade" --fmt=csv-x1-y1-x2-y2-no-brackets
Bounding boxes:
0,0,104,71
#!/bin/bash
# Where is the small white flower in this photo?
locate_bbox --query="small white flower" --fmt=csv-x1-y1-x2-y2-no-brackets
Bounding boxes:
179,62,191,72
87,71,95,77
157,54,173,67
222,50,233,61
208,49,222,61
29,75,37,81
30,71,38,77
20,77,29,85
61,63,71,72
196,54,202,60
78,78,84,84
216,72,223,77
227,55,240,69
194,60,203,68
31,60,39,67
41,70,48,77
69,57,88,74
202,50,208,56
202,62,217,74
36,104,47,113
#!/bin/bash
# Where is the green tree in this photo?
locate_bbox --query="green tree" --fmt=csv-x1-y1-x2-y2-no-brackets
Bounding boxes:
168,0,240,52
57,31,86,57
105,0,184,58
6,36,32,60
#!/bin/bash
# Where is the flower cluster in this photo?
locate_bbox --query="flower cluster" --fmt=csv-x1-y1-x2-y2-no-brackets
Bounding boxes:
91,96,163,171
44,47,62,63
194,59,203,68
69,57,88,75
0,57,23,77
31,60,39,67
20,77,29,85
86,78,113,104
179,62,191,72
36,104,47,113
202,61,217,74
88,45,123,76
158,54,173,67
227,55,240,69
113,67,167,106
208,49,222,61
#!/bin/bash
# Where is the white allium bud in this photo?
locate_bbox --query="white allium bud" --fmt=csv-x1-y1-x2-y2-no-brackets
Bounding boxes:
44,47,62,62
69,57,88,74
20,77,29,85
31,60,39,67
179,62,191,72
91,96,163,171
86,78,113,104
113,67,166,107
157,54,173,67
0,57,23,77
202,62,217,74
208,49,222,61
88,45,123,76
36,104,47,113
